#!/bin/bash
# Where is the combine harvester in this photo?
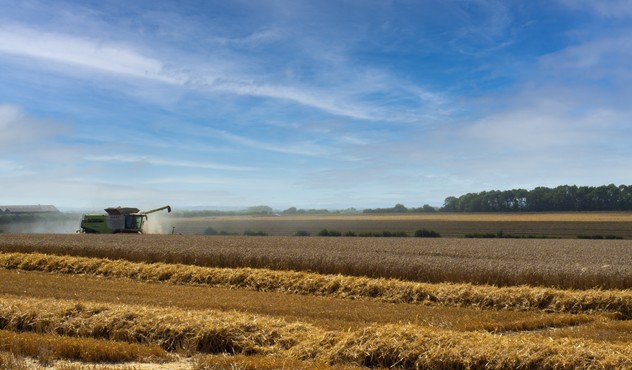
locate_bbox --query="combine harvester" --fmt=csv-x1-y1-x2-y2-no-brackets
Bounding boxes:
78,205,171,234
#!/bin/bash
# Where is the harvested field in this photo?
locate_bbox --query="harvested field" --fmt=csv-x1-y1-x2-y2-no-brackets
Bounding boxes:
0,329,170,365
0,233,630,289
0,230,630,369
0,269,600,334
1,252,630,318
0,295,630,369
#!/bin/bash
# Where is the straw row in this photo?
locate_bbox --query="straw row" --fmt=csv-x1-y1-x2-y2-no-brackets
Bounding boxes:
0,296,630,369
1,252,630,318
0,329,169,365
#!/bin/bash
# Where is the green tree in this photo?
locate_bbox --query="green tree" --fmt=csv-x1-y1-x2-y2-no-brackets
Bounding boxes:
247,205,273,215
283,207,298,214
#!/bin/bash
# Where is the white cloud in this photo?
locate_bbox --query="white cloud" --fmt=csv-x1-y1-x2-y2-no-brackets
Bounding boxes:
0,22,447,124
0,25,180,84
0,159,25,174
448,0,514,55
0,104,66,147
210,28,283,47
540,35,632,79
140,176,242,186
463,102,624,151
84,155,255,171
201,127,333,157
559,0,632,18
217,81,376,121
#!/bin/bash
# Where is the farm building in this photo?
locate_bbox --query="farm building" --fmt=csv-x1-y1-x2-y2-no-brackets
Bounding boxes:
0,205,60,214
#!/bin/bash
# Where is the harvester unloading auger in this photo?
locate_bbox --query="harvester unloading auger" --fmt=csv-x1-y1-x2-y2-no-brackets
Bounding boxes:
79,205,171,234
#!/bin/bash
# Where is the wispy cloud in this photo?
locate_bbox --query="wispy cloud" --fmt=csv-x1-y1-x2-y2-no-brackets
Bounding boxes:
0,159,26,174
463,106,622,150
448,0,515,55
0,22,448,124
84,155,255,171
202,128,332,157
0,25,179,84
559,0,632,18
0,104,66,147
539,35,632,82
209,28,284,47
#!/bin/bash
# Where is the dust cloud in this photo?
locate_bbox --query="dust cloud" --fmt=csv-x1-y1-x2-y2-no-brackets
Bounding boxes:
142,212,176,234
0,214,83,234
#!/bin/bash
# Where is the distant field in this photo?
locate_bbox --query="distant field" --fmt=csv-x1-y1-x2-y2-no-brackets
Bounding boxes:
166,212,632,238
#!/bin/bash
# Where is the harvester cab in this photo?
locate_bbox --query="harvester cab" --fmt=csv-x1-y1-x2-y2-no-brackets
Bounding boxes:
79,205,171,234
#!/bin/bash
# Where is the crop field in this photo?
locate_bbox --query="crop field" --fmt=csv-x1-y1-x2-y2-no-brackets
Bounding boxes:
0,215,631,369
167,212,632,238
1,233,630,289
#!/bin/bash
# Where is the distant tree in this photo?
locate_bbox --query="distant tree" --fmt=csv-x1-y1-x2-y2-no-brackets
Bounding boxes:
341,208,359,214
247,205,273,215
283,207,298,214
392,203,407,213
443,196,458,212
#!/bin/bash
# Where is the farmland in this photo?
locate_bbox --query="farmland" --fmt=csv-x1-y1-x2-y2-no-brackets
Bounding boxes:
1,233,630,289
0,213,631,368
168,212,632,238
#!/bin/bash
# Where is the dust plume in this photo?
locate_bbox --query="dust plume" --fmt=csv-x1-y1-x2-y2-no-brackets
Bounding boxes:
142,212,175,234
0,214,82,234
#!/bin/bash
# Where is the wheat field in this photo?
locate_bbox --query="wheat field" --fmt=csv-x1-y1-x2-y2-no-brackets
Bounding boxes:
0,228,630,368
0,233,630,289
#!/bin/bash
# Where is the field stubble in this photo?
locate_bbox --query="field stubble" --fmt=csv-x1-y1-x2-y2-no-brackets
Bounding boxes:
1,228,631,369
1,252,630,319
0,295,630,369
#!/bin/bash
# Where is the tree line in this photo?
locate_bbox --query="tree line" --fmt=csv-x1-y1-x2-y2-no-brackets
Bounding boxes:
441,184,632,212
174,184,632,216
362,204,436,214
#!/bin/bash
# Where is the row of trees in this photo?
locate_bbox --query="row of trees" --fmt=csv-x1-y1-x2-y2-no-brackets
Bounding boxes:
362,204,437,213
281,207,360,215
442,184,632,212
174,206,361,217
176,184,632,216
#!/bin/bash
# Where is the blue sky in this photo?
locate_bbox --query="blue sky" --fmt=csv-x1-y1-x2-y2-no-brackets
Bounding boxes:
1,0,632,210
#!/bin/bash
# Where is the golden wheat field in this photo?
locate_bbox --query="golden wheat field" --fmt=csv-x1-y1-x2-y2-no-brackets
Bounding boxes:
1,233,630,289
0,220,631,368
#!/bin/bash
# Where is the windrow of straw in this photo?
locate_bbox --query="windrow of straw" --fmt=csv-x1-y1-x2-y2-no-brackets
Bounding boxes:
0,296,630,369
0,351,28,370
1,252,631,318
192,354,362,370
0,295,312,355
295,324,632,369
0,329,169,365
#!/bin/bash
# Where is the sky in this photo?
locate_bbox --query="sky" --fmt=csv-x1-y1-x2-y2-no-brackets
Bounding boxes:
1,0,632,211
